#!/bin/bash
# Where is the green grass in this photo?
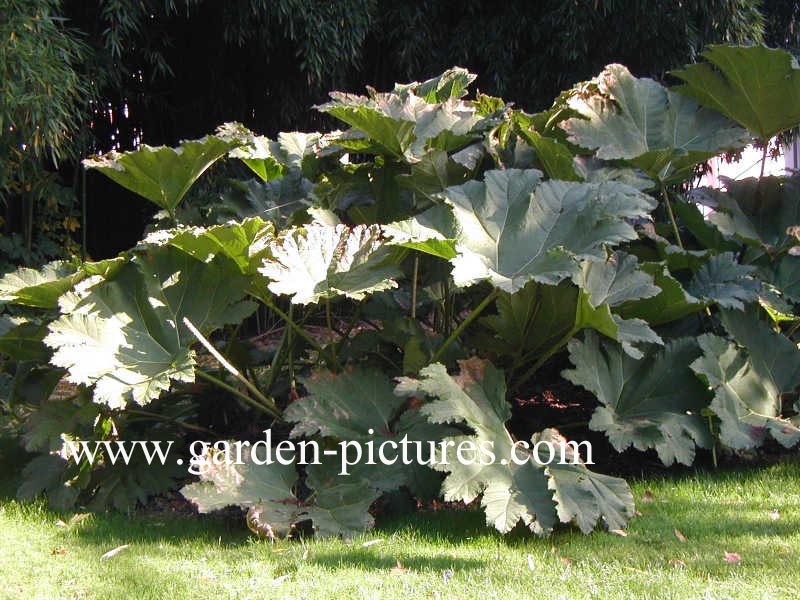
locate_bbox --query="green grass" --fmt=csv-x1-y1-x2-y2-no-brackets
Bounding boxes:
1,459,799,599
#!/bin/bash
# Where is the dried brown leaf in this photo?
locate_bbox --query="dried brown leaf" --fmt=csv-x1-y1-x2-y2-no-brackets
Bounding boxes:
724,552,741,564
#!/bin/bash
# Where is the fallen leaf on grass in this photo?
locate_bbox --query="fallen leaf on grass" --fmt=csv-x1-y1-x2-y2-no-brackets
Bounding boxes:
609,529,628,537
641,490,655,503
559,557,573,566
99,544,129,560
724,552,741,564
362,539,384,547
55,513,90,529
51,548,67,555
526,554,535,571
271,574,291,586
668,559,685,568
674,529,687,543
390,559,410,574
769,510,781,521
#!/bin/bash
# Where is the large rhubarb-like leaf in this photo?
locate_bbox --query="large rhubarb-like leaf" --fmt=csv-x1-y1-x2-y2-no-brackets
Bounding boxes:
182,446,379,539
301,460,382,537
84,135,240,212
285,368,453,495
383,204,459,260
562,64,748,183
441,169,656,292
672,45,800,141
142,217,275,275
686,252,759,310
563,332,712,466
396,359,635,535
0,261,79,308
704,176,800,253
615,262,705,325
481,252,662,363
393,67,476,103
258,224,400,304
537,429,634,534
691,310,800,449
44,248,255,408
316,83,490,162
0,258,126,309
181,445,299,531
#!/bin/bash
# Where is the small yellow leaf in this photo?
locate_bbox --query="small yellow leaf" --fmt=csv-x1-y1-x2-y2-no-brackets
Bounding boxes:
674,528,687,543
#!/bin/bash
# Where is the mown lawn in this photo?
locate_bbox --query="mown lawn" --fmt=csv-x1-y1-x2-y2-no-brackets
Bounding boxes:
0,458,798,600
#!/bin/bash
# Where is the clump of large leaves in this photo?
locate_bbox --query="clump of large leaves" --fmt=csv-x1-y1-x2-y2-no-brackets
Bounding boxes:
258,223,401,304
285,367,454,497
672,45,800,142
561,64,749,184
44,247,255,408
438,169,656,292
563,332,712,466
181,446,380,539
396,358,635,535
703,176,800,254
691,310,800,449
316,68,497,163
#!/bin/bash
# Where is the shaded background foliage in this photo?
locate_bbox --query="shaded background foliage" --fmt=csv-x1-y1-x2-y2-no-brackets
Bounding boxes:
1,0,797,263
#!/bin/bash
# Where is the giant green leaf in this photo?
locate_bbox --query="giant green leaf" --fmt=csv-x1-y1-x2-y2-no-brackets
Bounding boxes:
143,217,275,275
302,460,381,537
705,176,800,253
686,252,759,310
482,252,662,364
513,112,581,181
222,123,322,181
691,310,800,450
0,319,51,361
616,262,705,325
0,258,126,310
440,169,656,292
383,204,459,260
286,368,453,495
258,223,400,304
563,332,712,466
316,89,487,162
536,429,634,535
393,67,476,103
180,445,299,531
762,255,800,303
672,45,800,141
396,359,635,535
396,149,472,203
562,64,749,183
83,135,240,212
0,261,80,309
44,248,255,408
182,445,380,539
